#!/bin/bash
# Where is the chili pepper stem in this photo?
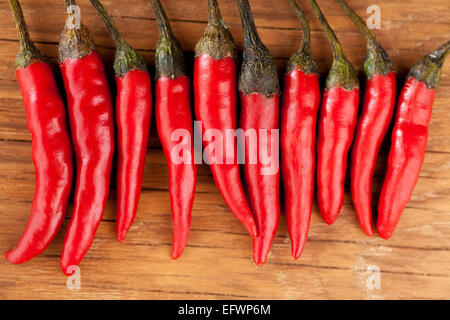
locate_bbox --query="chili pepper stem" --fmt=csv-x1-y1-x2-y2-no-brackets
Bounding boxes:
335,0,394,78
286,0,318,74
409,40,450,89
307,0,358,90
89,0,123,44
236,0,279,96
207,0,221,26
236,0,260,48
195,0,236,60
59,0,96,62
289,0,311,53
150,0,171,39
9,0,46,69
308,0,343,60
150,0,185,79
89,0,147,77
335,0,375,42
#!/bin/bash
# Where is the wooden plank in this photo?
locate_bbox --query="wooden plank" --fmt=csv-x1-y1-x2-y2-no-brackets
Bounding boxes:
1,142,449,300
0,0,448,65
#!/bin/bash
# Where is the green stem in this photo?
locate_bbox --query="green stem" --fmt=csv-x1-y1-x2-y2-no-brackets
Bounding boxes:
307,0,358,90
335,0,376,43
9,0,45,69
335,0,393,78
286,0,318,74
430,40,450,67
89,0,124,45
288,0,311,53
9,0,31,50
236,0,264,51
89,0,146,77
410,40,450,89
207,0,222,26
150,0,173,39
149,0,185,79
236,0,279,96
307,0,345,60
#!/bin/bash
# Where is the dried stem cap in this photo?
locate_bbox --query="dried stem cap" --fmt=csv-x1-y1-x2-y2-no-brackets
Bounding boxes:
308,0,358,90
150,0,185,79
286,0,318,74
335,0,394,79
9,0,47,69
409,40,450,89
89,0,147,77
195,0,237,60
59,0,96,62
237,0,279,96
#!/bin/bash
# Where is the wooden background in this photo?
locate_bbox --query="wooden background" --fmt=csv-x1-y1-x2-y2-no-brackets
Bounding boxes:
0,0,449,300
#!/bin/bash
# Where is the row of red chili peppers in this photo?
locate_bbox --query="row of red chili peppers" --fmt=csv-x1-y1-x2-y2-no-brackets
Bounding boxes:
5,0,449,274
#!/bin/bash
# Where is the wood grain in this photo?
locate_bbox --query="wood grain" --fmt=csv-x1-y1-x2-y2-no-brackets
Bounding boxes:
0,0,449,300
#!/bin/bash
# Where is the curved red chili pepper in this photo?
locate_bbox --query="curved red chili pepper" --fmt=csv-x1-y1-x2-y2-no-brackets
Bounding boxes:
5,0,73,264
378,41,450,239
150,0,197,259
89,0,152,243
194,0,257,237
308,0,360,225
281,0,320,259
351,73,395,234
237,0,280,265
336,0,396,236
156,76,196,258
59,0,115,275
116,71,152,241
240,94,280,264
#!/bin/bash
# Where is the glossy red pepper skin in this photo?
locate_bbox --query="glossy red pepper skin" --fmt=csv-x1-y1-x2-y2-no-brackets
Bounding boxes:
194,54,257,237
377,77,434,239
60,51,115,275
317,87,359,224
240,93,280,264
115,70,152,242
155,75,197,259
281,69,320,258
5,62,73,264
350,73,396,236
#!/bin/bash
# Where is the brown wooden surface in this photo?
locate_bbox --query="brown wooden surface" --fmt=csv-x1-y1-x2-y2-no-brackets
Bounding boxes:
0,0,449,300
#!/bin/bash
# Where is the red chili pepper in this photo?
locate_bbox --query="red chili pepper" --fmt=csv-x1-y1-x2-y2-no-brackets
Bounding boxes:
59,0,115,275
5,0,73,264
236,0,280,265
377,41,450,239
194,0,257,237
89,0,152,243
335,0,396,236
308,0,359,225
150,0,197,259
281,0,320,259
